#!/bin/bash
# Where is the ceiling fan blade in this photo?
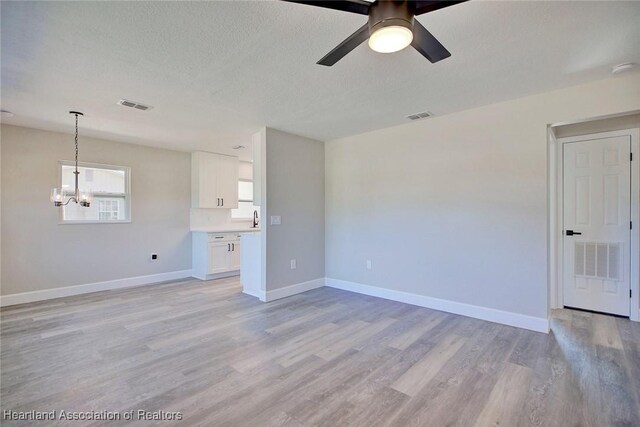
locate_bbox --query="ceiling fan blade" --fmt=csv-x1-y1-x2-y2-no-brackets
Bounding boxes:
282,0,371,15
410,20,451,63
317,23,369,66
411,0,469,16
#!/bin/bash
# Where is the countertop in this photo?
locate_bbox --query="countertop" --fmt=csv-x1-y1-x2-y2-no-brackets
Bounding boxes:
191,228,261,233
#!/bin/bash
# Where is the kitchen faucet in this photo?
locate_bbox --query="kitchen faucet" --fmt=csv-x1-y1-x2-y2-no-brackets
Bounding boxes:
253,210,259,228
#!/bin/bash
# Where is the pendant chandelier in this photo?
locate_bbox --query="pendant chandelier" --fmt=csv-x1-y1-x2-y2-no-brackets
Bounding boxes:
50,111,93,207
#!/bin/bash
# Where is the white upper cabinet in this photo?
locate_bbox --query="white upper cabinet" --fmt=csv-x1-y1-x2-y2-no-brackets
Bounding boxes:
216,154,239,209
191,151,239,209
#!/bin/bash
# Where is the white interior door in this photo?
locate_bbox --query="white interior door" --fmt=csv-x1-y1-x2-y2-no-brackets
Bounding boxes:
563,135,631,316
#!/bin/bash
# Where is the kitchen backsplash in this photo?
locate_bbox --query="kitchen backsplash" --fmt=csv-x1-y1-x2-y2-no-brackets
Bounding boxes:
190,208,260,231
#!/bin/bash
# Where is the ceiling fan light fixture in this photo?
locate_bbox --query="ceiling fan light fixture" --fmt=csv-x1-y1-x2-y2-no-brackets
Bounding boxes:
288,0,466,66
368,24,413,53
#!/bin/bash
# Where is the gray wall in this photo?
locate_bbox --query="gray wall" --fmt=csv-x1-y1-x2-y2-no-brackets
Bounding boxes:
1,124,191,295
265,128,324,290
325,74,640,319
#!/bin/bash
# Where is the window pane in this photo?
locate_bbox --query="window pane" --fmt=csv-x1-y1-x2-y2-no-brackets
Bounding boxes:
61,165,125,195
231,202,259,220
64,195,127,221
238,181,253,201
98,199,122,221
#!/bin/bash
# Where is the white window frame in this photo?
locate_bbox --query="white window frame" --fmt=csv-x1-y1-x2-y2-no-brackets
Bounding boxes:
58,161,132,224
231,178,255,221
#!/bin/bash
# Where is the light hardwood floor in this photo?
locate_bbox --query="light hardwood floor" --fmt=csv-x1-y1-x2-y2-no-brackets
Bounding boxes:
1,278,639,426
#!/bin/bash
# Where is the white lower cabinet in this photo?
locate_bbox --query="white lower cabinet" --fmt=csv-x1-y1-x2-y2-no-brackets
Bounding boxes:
207,242,232,274
192,232,241,280
229,241,241,271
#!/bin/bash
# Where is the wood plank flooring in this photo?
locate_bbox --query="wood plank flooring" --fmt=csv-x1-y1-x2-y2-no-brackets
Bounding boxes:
1,277,639,426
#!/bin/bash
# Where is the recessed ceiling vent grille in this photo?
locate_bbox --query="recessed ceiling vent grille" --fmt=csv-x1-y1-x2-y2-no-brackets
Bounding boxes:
118,99,153,111
406,111,432,121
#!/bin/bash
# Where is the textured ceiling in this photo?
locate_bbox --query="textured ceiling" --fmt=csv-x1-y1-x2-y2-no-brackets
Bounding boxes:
1,0,639,158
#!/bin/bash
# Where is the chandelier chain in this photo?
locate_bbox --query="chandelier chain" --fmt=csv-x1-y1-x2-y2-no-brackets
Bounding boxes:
74,113,79,174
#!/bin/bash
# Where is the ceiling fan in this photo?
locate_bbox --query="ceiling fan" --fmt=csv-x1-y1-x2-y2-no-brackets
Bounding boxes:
283,0,468,66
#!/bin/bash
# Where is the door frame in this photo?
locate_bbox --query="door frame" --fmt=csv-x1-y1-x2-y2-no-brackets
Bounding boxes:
550,128,639,321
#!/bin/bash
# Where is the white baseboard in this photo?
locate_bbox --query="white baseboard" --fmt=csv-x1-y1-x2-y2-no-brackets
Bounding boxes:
263,278,325,302
242,288,266,301
325,278,549,333
1,273,550,333
0,270,194,307
193,270,239,281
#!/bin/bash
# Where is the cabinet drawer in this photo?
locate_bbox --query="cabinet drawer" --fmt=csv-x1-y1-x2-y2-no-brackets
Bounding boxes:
208,233,241,242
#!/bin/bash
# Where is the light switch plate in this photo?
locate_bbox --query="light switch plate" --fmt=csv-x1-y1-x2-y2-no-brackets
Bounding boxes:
290,259,296,270
366,259,372,270
270,215,281,225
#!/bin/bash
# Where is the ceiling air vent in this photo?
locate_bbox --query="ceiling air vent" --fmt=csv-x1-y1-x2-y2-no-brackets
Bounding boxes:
118,99,153,111
406,111,432,121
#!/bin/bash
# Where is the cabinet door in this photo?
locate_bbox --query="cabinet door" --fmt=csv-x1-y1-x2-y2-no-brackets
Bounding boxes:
208,242,230,274
217,155,239,209
193,152,220,208
229,240,241,271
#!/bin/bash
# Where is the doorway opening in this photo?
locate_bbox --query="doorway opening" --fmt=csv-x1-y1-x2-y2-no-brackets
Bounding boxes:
548,111,640,321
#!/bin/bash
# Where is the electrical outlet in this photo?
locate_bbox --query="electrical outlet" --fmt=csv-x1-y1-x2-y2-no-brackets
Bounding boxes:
151,253,158,261
271,215,282,225
366,259,372,270
290,259,297,270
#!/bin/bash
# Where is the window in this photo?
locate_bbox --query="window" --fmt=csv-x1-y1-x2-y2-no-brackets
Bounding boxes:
60,162,130,223
231,180,259,220
98,200,120,221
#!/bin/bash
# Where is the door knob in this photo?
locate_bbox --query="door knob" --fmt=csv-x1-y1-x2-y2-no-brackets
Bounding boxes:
566,230,582,236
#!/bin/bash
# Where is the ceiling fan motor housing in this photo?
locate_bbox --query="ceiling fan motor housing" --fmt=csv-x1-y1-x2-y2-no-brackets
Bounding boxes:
368,0,414,35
